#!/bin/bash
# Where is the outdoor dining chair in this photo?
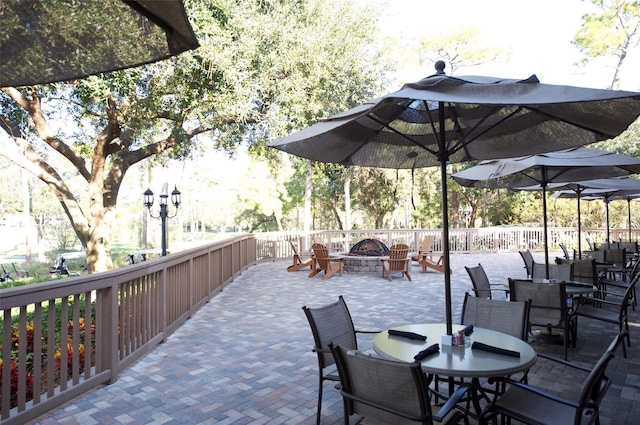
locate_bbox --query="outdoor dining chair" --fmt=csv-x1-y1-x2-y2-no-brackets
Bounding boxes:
464,263,509,299
479,332,625,425
459,292,531,403
571,276,637,358
302,296,380,425
329,343,471,425
518,250,534,278
559,243,572,260
508,278,574,360
561,258,599,288
381,243,412,281
531,261,573,282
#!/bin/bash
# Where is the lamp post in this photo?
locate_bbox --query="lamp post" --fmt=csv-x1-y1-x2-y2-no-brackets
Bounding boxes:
143,186,181,256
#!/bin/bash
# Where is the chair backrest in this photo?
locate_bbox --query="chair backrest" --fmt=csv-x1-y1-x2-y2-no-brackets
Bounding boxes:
571,258,598,286
519,250,534,277
311,243,331,268
619,241,638,254
330,344,438,425
509,279,567,327
387,244,410,271
576,333,625,414
461,292,530,340
604,248,626,266
418,236,434,254
464,263,492,299
532,262,573,281
586,237,594,251
302,296,358,370
560,243,570,260
591,249,606,262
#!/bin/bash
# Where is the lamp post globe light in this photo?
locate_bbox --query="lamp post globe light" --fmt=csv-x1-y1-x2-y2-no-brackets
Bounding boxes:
143,186,181,256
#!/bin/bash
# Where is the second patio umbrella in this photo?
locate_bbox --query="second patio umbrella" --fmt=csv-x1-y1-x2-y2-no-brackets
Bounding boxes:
269,62,640,335
451,148,640,277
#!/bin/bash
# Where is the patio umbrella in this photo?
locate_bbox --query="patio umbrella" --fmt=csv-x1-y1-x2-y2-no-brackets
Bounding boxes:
268,61,640,335
452,148,640,276
553,177,640,244
1,0,199,87
547,176,640,253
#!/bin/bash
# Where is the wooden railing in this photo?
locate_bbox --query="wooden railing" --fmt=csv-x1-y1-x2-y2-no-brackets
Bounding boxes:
253,227,632,261
0,235,256,425
0,226,633,423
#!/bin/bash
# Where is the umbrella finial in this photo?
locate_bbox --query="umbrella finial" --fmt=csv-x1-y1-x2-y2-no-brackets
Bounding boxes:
435,60,446,75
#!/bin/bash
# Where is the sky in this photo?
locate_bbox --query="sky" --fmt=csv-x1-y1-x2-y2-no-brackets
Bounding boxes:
379,0,640,91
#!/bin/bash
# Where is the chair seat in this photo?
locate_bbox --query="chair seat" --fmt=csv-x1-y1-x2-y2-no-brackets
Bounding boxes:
493,386,592,425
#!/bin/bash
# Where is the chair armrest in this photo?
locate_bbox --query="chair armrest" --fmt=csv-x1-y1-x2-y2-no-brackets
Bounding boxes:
432,383,472,422
488,284,510,292
578,295,625,306
536,353,592,373
492,378,581,409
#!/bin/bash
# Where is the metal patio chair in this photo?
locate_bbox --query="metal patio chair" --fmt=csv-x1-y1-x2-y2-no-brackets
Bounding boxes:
302,296,379,425
464,263,509,299
329,344,471,425
479,332,625,425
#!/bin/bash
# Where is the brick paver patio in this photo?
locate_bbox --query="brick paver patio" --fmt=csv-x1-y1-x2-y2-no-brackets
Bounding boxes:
27,252,640,424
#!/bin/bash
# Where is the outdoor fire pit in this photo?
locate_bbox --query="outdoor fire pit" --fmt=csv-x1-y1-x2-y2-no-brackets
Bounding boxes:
348,238,390,256
341,239,391,273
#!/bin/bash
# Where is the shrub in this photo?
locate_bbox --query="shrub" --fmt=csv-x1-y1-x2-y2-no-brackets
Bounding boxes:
0,359,34,408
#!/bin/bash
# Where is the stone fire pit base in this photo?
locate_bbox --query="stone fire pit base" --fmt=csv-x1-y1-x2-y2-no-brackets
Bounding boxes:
337,254,386,273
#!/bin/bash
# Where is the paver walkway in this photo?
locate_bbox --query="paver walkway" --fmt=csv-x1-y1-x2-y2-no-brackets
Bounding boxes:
28,252,640,424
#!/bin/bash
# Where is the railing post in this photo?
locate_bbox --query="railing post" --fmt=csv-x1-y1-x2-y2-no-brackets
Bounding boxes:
97,280,118,384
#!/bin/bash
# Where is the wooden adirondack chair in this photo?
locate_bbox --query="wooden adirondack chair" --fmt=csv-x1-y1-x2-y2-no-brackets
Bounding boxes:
309,243,344,279
287,241,313,272
412,236,451,274
380,244,411,281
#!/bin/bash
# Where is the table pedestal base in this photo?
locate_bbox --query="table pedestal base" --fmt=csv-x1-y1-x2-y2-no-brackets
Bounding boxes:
529,330,564,345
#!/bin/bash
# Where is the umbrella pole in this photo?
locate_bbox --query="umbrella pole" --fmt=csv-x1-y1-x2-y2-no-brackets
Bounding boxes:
628,198,632,241
605,199,611,243
542,184,550,279
439,102,453,337
577,190,582,259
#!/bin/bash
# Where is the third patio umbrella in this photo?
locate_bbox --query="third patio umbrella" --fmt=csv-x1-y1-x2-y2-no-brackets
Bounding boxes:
547,176,640,255
552,176,640,244
452,148,640,277
268,62,640,336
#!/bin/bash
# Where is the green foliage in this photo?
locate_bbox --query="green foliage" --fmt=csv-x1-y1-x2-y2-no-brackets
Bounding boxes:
573,0,640,88
417,26,512,75
574,0,639,58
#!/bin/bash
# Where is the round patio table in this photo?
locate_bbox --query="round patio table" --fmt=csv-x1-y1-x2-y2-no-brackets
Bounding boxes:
373,323,536,378
503,279,597,296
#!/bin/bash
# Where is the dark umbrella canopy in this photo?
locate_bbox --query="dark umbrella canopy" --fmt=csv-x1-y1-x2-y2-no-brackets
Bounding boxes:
452,148,640,274
552,176,640,244
268,62,640,335
1,0,199,87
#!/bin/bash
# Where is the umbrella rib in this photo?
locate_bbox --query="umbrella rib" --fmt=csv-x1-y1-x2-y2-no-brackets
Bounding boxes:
448,105,524,159
523,105,607,137
365,113,440,157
